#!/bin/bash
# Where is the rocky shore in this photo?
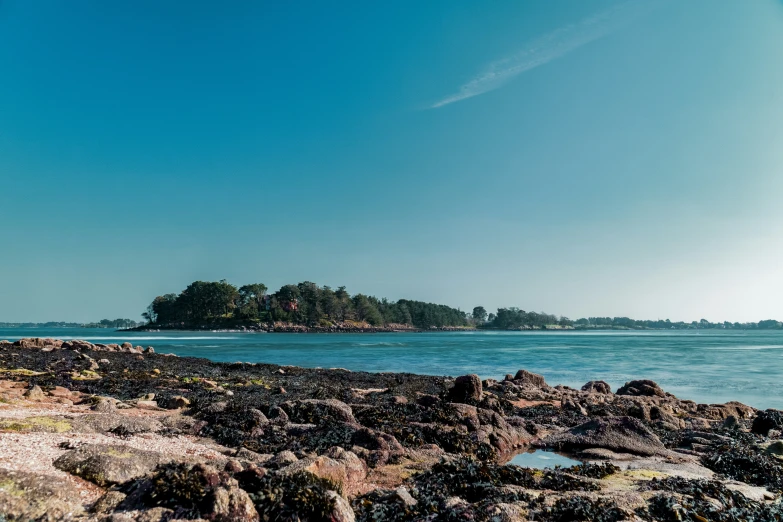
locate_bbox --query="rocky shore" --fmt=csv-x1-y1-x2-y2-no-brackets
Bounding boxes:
1,337,782,521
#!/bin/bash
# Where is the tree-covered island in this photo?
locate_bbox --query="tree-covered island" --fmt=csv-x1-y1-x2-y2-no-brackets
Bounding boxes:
133,279,783,332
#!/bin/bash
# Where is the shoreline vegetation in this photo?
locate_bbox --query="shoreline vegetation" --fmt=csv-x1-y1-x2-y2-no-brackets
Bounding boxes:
3,279,783,333
2,336,783,520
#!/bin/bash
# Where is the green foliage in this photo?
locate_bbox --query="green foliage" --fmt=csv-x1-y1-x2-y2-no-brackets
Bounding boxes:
489,307,570,329
143,280,470,329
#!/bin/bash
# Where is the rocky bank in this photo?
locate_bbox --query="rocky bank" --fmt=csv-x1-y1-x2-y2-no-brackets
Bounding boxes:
0,337,782,521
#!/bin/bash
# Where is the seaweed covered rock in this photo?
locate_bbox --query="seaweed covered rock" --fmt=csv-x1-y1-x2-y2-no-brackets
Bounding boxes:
701,440,783,492
447,374,483,403
751,408,783,435
640,477,783,520
237,470,349,522
616,379,665,397
139,462,259,521
280,398,357,424
544,416,666,456
54,443,171,486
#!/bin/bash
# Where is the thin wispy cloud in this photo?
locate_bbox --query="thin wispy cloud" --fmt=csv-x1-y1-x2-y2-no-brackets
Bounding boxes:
431,0,656,108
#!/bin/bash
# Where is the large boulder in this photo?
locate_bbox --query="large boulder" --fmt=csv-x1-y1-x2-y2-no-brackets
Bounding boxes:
617,380,665,397
514,369,547,387
54,444,170,486
448,374,483,403
544,416,666,456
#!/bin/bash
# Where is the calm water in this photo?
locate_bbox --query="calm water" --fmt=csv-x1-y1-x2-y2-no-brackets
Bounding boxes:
1,328,782,409
507,450,582,469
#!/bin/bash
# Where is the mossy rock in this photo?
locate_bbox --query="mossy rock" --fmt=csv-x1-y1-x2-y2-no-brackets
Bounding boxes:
0,469,86,521
0,416,72,433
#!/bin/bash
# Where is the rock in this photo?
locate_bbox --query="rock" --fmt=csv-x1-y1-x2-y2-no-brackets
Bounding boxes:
581,380,612,394
268,450,299,467
280,399,356,424
54,443,170,486
280,455,363,491
514,369,547,387
544,416,667,456
160,395,191,409
752,409,783,435
0,468,86,520
234,447,273,464
23,385,45,400
136,507,175,522
48,386,74,398
92,399,118,413
416,394,440,407
765,440,783,456
136,400,160,410
447,374,483,403
394,486,417,507
723,415,739,429
121,342,134,351
144,346,155,354
325,490,355,522
91,490,127,513
211,485,259,522
562,398,588,416
617,379,665,397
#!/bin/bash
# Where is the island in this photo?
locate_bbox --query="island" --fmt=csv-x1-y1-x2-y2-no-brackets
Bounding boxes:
127,279,783,333
1,336,782,520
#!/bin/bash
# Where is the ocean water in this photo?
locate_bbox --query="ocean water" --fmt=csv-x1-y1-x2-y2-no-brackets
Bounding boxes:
1,328,782,409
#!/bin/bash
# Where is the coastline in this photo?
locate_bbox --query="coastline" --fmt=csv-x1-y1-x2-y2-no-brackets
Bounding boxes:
1,336,782,520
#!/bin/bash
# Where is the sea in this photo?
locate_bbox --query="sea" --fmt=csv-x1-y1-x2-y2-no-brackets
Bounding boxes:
1,328,781,410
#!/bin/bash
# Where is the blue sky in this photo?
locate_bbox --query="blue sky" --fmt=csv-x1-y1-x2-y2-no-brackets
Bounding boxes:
2,0,783,323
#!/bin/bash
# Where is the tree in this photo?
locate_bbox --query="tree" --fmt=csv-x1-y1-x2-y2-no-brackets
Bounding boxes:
472,306,487,323
238,283,268,320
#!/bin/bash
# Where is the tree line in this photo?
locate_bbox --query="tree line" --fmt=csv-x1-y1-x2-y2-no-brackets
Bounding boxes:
573,317,783,330
142,280,470,329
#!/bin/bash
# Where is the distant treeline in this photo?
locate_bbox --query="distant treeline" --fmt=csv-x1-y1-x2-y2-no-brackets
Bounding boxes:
83,318,141,329
573,317,783,330
143,280,471,329
0,319,140,329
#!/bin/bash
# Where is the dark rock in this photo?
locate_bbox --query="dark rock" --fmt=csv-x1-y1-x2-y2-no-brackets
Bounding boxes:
280,399,356,424
159,395,191,409
617,379,665,397
448,374,483,403
54,444,171,486
581,380,612,394
544,416,667,456
752,409,783,435
416,394,440,407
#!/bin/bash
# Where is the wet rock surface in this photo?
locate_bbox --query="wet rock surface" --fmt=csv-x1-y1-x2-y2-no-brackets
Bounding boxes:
1,337,782,520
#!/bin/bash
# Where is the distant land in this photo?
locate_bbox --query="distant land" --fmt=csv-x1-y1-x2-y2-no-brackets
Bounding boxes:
0,319,141,329
3,280,781,332
124,279,783,333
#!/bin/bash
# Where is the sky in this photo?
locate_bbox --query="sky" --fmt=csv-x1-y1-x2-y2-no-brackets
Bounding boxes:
2,0,783,323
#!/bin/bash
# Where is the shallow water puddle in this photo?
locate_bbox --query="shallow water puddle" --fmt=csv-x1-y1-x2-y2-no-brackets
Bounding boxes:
506,449,582,469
